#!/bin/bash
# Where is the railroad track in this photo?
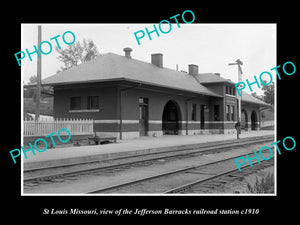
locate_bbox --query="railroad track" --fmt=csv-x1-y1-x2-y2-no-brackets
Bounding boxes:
87,151,274,194
24,135,274,188
164,160,274,194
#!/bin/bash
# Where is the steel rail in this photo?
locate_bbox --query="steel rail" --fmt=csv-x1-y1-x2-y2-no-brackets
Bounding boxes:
24,135,274,183
164,160,274,194
87,151,274,194
24,134,274,172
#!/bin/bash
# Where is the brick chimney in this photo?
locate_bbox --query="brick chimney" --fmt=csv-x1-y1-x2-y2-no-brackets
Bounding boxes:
188,64,198,76
151,53,163,68
123,47,132,58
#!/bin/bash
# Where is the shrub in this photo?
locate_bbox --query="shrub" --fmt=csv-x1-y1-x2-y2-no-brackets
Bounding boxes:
246,172,274,193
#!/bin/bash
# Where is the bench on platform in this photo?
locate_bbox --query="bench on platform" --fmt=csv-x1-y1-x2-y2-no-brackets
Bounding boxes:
24,134,117,147
24,134,75,148
87,136,117,145
70,134,92,146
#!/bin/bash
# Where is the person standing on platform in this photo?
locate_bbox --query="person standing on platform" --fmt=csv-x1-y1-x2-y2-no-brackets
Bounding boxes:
235,122,241,139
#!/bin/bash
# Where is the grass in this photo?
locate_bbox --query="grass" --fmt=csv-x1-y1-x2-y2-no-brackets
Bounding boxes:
246,172,274,193
237,167,275,194
206,166,275,194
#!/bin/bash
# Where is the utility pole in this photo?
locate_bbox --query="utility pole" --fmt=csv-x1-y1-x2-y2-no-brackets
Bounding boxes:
228,59,243,139
35,25,42,121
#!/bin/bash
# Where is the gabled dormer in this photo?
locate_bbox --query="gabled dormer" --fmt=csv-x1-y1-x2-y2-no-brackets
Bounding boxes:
192,72,236,98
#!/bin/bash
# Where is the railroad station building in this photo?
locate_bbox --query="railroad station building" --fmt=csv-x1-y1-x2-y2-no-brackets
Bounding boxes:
40,47,270,139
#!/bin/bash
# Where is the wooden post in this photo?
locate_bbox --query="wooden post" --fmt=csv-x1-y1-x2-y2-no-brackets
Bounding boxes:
35,25,42,121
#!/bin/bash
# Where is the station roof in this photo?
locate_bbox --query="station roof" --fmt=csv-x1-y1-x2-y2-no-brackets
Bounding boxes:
241,91,271,107
194,72,270,107
194,73,235,84
40,53,222,98
36,51,270,107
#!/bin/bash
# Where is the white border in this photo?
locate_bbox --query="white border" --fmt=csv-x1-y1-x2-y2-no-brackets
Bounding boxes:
21,23,276,197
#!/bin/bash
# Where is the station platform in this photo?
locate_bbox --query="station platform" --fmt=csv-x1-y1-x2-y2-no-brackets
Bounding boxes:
23,130,274,170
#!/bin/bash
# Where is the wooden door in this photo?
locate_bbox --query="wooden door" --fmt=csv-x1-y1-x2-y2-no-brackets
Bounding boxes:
139,105,148,136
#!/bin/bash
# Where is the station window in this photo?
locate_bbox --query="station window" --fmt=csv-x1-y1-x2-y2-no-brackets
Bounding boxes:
87,96,99,109
139,97,148,105
214,105,220,121
225,86,229,94
191,104,197,121
231,105,235,121
226,85,235,96
70,97,81,110
226,105,230,121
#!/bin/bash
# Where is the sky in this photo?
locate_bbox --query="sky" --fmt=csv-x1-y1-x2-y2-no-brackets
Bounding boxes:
21,23,276,95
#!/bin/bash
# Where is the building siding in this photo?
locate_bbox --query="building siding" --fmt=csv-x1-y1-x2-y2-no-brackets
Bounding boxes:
52,81,262,139
53,84,118,120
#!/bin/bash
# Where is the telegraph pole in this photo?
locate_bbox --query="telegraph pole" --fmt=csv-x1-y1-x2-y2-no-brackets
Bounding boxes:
35,25,42,121
228,59,243,139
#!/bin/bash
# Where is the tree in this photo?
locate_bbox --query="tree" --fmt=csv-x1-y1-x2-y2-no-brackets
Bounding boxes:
251,92,264,101
23,75,37,98
56,39,100,72
261,81,274,106
250,81,274,106
24,75,53,100
28,75,37,84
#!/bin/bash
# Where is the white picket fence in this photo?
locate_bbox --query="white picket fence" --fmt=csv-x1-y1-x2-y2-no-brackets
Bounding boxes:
24,118,94,137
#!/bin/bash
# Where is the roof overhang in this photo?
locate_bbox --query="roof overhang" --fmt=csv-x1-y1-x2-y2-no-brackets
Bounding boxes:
241,100,272,108
25,77,224,99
